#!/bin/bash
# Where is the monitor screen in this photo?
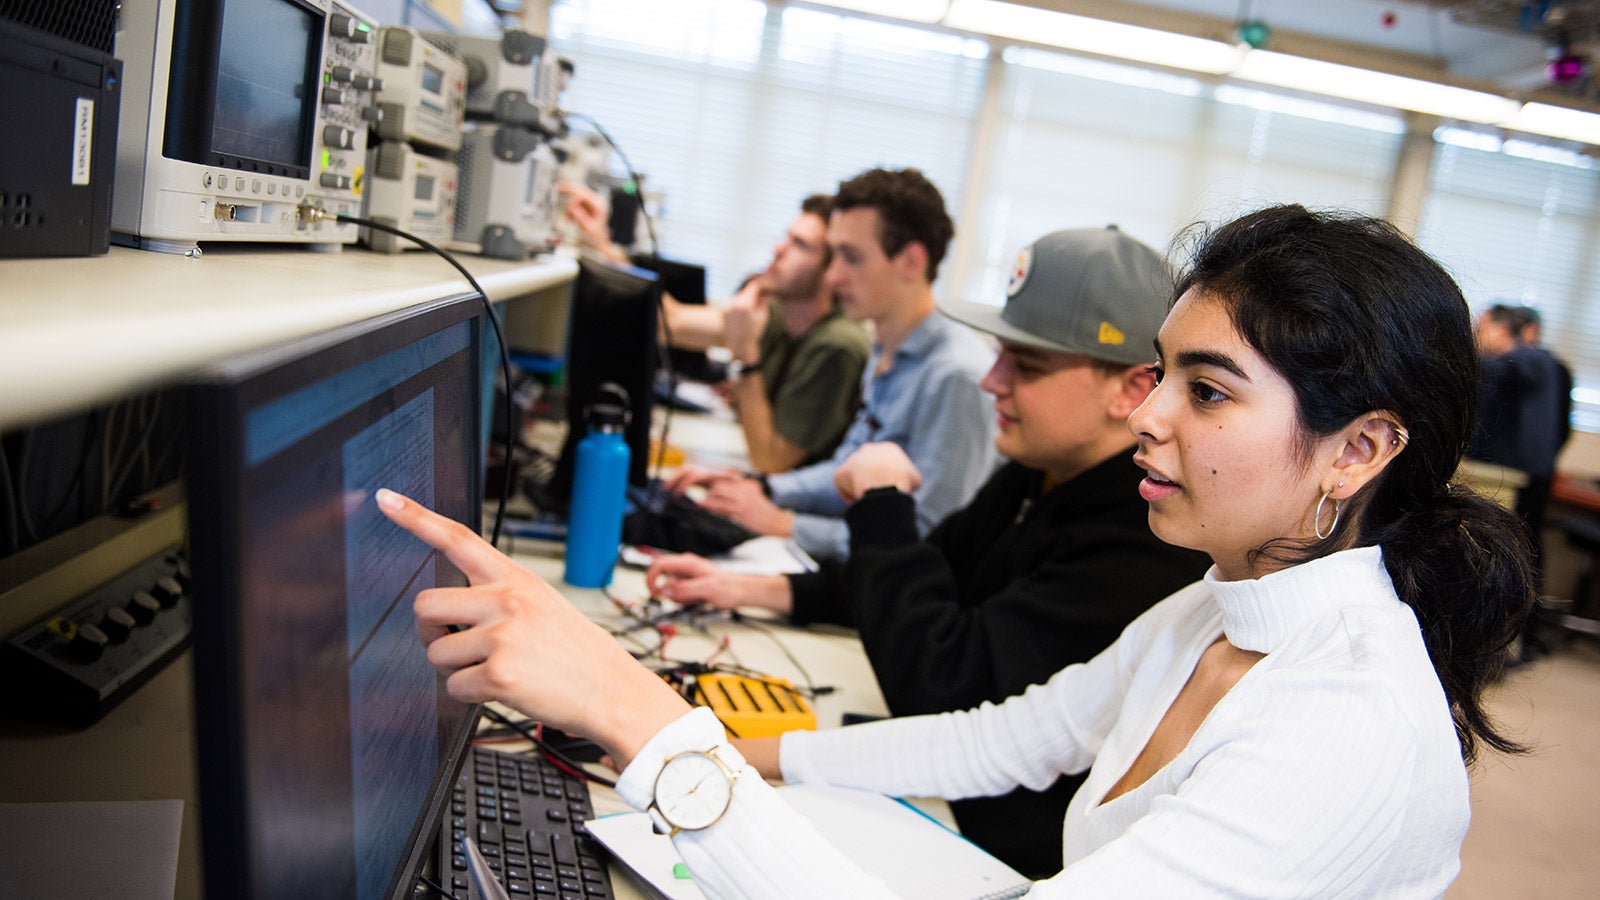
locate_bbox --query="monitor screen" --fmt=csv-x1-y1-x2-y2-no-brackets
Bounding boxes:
630,254,719,384
184,296,484,900
543,255,660,509
209,0,321,168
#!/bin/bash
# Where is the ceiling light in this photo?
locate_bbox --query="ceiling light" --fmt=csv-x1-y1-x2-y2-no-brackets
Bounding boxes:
943,0,1241,74
801,0,950,23
1506,102,1600,145
1230,50,1521,124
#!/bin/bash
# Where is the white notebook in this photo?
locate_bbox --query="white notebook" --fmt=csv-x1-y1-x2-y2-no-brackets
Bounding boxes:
585,783,1031,900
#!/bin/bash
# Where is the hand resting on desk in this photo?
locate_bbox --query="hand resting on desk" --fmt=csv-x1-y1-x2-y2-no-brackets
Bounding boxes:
374,488,690,769
663,465,798,537
645,553,794,614
662,463,742,496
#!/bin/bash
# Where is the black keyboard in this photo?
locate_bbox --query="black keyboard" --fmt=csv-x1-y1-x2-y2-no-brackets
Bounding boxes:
438,746,614,899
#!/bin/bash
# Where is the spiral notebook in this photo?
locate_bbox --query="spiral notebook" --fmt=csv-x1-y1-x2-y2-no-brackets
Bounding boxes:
585,783,1031,899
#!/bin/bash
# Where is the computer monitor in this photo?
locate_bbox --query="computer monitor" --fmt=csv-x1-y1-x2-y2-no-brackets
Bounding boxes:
183,295,484,900
543,254,661,509
630,254,723,384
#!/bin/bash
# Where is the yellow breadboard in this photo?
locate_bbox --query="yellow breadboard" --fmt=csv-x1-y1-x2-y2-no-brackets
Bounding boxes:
691,673,815,738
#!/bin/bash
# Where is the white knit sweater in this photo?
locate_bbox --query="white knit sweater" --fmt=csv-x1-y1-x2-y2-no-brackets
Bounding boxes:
612,546,1470,898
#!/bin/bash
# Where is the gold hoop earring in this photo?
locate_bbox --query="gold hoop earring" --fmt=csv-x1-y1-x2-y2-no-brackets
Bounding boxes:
1315,491,1342,540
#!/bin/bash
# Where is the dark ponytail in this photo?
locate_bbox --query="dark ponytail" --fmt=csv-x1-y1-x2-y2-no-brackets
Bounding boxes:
1176,205,1535,764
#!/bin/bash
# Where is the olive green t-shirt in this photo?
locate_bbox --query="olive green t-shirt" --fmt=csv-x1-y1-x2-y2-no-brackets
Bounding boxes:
756,299,871,467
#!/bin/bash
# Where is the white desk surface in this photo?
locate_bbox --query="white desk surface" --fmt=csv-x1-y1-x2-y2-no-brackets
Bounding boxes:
0,245,577,431
519,552,892,735
505,552,909,900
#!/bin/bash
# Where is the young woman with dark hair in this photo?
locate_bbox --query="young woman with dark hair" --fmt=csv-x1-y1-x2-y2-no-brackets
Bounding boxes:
377,204,1534,897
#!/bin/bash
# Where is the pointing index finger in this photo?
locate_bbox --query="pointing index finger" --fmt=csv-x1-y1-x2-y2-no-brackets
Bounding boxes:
375,489,512,585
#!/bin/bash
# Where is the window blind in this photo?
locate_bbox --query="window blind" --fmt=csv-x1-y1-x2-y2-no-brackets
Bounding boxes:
961,48,1403,305
1417,131,1600,427
548,0,1598,432
550,0,987,299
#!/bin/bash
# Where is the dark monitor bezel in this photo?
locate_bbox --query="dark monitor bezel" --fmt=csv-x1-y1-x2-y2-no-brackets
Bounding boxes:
164,0,323,179
183,295,484,900
545,254,661,508
629,254,720,383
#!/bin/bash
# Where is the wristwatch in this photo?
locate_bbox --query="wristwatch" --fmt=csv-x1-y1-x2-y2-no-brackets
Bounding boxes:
726,358,761,381
647,746,741,836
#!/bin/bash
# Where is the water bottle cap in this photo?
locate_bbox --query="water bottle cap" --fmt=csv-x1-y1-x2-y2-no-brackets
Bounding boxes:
585,382,632,430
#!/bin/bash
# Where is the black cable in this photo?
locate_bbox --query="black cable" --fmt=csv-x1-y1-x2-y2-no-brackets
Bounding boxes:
562,112,659,254
599,584,673,657
416,872,460,900
0,441,18,556
146,402,188,487
331,212,514,548
15,430,37,544
31,408,101,544
106,394,163,507
480,707,617,788
731,613,820,700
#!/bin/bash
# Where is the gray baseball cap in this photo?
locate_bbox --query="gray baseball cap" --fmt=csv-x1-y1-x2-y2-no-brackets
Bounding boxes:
942,226,1172,365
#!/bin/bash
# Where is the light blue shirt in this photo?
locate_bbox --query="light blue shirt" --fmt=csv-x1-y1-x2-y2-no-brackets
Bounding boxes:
766,310,999,560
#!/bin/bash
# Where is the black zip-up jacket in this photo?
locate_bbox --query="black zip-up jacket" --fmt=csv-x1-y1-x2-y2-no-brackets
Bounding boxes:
785,452,1210,876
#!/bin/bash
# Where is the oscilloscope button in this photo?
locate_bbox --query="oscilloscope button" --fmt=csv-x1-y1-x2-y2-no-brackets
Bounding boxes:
70,624,110,662
152,575,184,607
127,591,160,625
99,607,136,643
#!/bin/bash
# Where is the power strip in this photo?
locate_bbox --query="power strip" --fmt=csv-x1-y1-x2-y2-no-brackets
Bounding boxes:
689,672,815,739
1,548,191,726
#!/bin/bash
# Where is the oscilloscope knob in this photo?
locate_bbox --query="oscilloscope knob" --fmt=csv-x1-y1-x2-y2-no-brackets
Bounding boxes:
323,86,349,106
70,624,110,662
330,65,353,83
323,126,355,149
329,13,357,38
151,576,184,608
127,590,161,625
99,607,136,643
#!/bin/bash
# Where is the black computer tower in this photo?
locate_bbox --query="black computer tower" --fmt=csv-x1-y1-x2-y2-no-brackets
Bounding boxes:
0,1,121,257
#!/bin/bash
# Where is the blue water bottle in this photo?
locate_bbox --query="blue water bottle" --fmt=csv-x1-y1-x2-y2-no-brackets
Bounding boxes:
564,383,632,588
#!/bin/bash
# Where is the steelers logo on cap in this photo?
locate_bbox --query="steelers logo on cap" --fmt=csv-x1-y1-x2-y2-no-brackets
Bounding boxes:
1006,247,1033,298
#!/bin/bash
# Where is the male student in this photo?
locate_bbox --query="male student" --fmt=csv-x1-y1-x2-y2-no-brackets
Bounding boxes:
648,226,1212,875
670,167,998,560
1470,304,1575,664
561,185,870,471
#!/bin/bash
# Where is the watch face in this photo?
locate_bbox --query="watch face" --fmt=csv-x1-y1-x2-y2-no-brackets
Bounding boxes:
654,751,734,831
